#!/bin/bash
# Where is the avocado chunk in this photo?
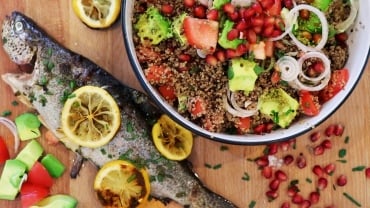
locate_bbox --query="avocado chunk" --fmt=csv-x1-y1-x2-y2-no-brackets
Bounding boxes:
30,194,78,208
15,140,43,171
218,19,245,49
41,154,66,178
258,88,299,128
0,159,27,200
228,58,258,93
15,112,41,141
172,13,187,46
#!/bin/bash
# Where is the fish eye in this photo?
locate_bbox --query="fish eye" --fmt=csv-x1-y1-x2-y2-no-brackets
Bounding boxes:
14,21,24,33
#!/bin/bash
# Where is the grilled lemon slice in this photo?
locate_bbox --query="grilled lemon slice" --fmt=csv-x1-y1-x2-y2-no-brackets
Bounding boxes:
152,115,193,161
61,86,120,148
94,160,151,208
72,0,121,28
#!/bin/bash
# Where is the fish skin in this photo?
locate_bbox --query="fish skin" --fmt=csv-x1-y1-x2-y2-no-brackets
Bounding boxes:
1,11,236,208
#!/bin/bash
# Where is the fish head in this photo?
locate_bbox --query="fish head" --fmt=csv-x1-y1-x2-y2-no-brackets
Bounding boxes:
2,11,40,65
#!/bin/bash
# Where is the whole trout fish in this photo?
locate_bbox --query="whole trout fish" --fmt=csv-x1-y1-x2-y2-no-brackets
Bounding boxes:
1,11,235,208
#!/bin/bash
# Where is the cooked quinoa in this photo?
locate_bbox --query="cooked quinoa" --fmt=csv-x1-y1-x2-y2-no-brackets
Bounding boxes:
132,0,351,134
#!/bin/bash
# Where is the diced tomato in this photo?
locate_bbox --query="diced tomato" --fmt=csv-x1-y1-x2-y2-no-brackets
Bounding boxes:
300,90,321,116
0,136,10,164
271,70,281,84
250,41,266,60
235,117,251,133
319,69,349,103
144,65,172,85
27,162,53,188
188,97,206,118
158,85,176,101
267,0,282,16
20,182,49,208
183,17,219,53
264,40,274,57
254,124,266,134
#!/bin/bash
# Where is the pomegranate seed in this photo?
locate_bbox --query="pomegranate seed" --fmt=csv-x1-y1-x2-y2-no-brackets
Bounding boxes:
321,139,332,149
262,166,273,179
215,50,226,62
296,154,307,169
283,0,294,9
292,194,304,204
275,170,288,181
271,29,282,37
287,185,299,197
227,29,239,41
183,0,195,8
312,165,324,177
225,49,238,59
281,202,290,208
246,29,257,44
228,11,239,21
223,3,235,14
161,4,174,15
283,155,294,165
256,156,269,167
251,16,264,27
317,177,328,190
236,43,248,55
288,138,297,148
251,2,263,14
324,163,336,175
259,0,274,9
334,124,345,136
243,8,255,18
309,191,320,204
313,145,325,156
193,5,206,18
263,25,274,37
266,190,279,200
205,54,218,66
325,124,335,137
253,26,263,34
264,16,276,27
267,143,279,155
310,131,321,142
235,20,248,31
300,200,311,208
278,141,289,152
178,54,191,62
365,167,370,179
269,179,281,191
335,32,348,42
206,9,219,21
265,123,275,133
336,175,347,186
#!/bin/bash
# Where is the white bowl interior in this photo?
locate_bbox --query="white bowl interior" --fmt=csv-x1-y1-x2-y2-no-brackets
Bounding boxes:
123,1,370,144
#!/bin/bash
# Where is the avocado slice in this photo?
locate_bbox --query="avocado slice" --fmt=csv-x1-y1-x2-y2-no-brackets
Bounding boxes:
30,194,78,208
0,159,27,200
258,88,299,128
172,13,187,46
15,140,43,171
15,112,41,141
228,58,258,93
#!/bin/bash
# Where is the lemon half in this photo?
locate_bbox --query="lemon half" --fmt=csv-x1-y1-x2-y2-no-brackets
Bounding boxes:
152,115,193,161
61,85,121,148
72,0,121,28
94,160,151,208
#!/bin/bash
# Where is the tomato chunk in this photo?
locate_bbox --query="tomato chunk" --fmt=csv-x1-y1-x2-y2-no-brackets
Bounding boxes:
188,97,206,118
27,162,53,188
144,65,172,85
299,90,320,116
0,136,10,164
158,85,176,101
20,182,49,208
183,17,219,53
235,117,251,133
319,69,349,103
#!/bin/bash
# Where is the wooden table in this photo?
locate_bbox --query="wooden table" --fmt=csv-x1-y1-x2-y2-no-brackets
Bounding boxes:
0,1,369,207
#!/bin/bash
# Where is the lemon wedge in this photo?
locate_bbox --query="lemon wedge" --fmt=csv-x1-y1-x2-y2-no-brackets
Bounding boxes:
72,0,121,28
152,115,193,161
61,85,120,148
94,160,151,208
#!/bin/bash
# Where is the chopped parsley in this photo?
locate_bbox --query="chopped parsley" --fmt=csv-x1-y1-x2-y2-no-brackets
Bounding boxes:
338,149,347,158
352,166,366,172
242,172,250,181
220,145,229,151
11,100,19,106
1,110,11,117
248,200,256,208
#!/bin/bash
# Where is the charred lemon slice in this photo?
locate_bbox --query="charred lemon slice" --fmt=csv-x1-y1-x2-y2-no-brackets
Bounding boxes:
61,86,120,148
152,115,193,161
72,0,121,28
94,160,151,208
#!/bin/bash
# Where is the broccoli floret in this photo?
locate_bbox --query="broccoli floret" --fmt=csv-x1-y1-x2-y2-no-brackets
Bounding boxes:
312,0,333,11
172,13,187,46
213,0,230,9
134,6,173,45
218,19,245,49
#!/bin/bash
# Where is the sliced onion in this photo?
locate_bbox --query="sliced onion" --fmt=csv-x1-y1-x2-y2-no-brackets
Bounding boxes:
231,0,253,7
223,91,258,118
287,4,329,52
335,0,359,33
269,8,299,41
292,73,330,91
198,0,213,8
196,49,207,58
276,56,300,82
0,117,20,152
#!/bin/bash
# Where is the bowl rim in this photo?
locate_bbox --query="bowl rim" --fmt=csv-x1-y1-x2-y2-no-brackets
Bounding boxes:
121,0,370,145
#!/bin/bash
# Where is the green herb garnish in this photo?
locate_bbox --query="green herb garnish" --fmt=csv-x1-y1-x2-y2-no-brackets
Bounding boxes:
1,110,11,117
343,192,362,207
242,172,250,181
338,149,347,158
352,166,366,172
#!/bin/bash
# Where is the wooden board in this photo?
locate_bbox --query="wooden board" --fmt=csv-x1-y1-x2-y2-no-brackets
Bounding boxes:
0,1,370,207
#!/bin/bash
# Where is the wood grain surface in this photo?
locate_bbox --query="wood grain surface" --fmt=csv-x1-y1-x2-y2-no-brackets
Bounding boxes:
0,1,370,208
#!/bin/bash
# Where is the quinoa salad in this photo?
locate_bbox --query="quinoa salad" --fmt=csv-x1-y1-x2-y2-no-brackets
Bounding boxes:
131,0,358,135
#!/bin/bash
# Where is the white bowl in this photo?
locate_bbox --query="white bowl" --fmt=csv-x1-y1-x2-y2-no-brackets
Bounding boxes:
122,1,370,144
